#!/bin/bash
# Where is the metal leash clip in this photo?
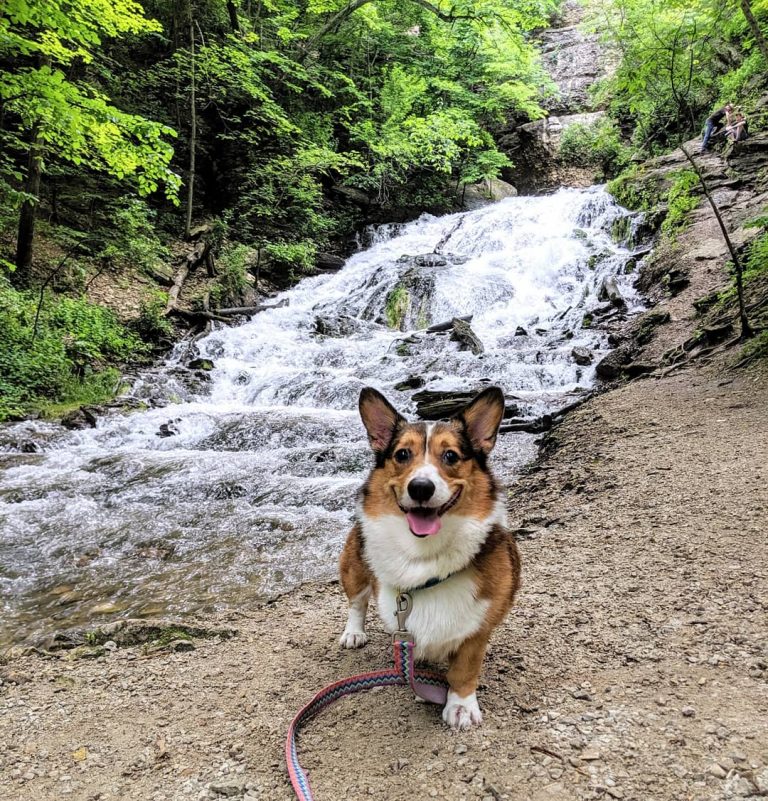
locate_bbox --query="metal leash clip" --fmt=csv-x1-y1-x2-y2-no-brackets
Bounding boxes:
393,592,414,643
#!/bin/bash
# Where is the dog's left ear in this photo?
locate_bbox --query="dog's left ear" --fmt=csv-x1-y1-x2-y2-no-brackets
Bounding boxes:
359,387,405,454
456,386,505,455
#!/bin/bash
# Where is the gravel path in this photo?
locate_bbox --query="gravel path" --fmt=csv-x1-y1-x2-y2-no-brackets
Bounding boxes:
1,358,767,801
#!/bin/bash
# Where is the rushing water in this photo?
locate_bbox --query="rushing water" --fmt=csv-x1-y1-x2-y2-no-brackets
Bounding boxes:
0,187,644,647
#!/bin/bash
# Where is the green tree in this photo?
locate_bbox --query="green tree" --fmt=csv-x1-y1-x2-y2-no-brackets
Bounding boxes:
0,0,180,281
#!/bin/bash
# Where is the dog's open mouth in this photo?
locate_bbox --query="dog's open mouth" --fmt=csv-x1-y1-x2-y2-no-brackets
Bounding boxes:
399,487,462,537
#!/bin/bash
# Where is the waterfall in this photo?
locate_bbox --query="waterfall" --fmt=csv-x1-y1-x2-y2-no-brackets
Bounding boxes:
0,186,643,646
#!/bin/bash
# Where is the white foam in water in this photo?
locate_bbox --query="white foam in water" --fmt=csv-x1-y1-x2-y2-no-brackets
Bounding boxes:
0,187,642,645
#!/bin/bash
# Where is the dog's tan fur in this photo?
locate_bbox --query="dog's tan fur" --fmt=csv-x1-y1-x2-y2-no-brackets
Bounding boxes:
339,387,521,725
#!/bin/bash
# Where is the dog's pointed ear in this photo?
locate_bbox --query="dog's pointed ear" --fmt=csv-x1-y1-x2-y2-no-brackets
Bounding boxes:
359,387,404,454
456,386,505,455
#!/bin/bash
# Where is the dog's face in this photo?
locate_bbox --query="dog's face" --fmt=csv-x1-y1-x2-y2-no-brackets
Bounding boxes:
358,387,505,537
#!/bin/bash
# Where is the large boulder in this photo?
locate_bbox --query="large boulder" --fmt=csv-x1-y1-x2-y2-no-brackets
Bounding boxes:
461,178,518,209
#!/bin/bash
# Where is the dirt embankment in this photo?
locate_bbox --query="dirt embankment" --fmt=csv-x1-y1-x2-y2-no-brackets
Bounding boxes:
2,144,768,801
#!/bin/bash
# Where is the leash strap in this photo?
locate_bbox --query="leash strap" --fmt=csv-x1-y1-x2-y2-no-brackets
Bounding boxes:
285,640,448,801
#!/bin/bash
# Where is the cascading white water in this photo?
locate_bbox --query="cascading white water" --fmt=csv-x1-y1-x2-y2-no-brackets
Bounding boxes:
0,187,643,646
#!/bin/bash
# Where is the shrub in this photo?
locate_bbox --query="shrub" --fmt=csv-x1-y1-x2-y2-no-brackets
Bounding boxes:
0,279,148,421
661,170,699,235
135,289,174,342
263,241,317,276
210,243,252,307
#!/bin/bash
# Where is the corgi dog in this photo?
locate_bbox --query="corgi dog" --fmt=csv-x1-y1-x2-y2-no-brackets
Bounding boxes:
339,386,521,730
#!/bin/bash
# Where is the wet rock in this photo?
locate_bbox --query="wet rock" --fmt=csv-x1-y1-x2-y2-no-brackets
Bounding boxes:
314,314,363,338
595,344,634,380
61,407,99,430
188,358,215,371
450,318,484,355
414,254,448,268
315,252,345,272
394,376,425,391
515,326,528,337
157,421,180,438
571,347,593,365
598,275,626,309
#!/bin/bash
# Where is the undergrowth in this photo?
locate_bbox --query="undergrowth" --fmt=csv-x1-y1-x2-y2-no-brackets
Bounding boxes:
0,279,149,421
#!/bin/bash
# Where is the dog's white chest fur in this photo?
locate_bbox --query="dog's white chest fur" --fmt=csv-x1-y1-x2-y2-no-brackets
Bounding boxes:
376,573,489,662
360,506,504,662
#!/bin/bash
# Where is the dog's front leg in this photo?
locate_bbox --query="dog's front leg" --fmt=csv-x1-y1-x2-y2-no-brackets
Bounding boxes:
339,586,371,649
443,632,489,730
338,525,372,649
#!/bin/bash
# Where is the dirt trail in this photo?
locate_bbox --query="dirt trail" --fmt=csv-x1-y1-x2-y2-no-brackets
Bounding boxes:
1,355,767,801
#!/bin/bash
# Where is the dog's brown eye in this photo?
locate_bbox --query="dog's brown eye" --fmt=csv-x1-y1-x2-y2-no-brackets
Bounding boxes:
394,448,411,463
443,450,460,465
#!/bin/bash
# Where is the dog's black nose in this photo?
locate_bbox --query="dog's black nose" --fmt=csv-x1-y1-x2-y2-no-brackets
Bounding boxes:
408,477,435,502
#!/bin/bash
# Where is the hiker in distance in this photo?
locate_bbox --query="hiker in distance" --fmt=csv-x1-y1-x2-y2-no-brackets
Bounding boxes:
701,102,734,152
727,111,749,142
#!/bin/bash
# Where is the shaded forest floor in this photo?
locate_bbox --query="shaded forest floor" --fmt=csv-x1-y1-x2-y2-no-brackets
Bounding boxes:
1,355,767,801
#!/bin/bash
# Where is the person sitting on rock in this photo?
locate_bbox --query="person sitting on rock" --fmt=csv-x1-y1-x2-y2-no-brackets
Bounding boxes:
726,111,749,143
701,103,734,152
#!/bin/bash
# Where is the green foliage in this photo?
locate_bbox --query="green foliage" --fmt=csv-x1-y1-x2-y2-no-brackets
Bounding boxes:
135,289,173,343
210,243,252,307
558,118,631,177
0,279,148,420
588,0,767,156
661,169,699,235
0,1,179,213
95,199,170,272
263,242,317,276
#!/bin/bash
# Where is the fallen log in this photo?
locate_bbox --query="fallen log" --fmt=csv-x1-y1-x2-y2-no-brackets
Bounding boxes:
164,241,213,316
165,263,190,315
426,315,472,333
450,317,484,355
413,389,520,421
213,305,266,316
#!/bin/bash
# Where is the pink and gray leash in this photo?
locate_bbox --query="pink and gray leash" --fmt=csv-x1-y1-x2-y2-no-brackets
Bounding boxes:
285,592,448,801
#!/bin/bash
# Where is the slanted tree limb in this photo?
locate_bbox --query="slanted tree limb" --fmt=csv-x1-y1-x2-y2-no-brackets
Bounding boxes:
738,0,768,65
679,144,753,340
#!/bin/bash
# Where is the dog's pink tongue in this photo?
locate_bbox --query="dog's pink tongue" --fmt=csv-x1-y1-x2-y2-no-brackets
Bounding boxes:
407,511,442,536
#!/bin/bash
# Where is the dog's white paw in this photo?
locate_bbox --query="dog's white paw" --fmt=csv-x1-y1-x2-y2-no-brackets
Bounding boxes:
339,628,368,649
442,691,483,730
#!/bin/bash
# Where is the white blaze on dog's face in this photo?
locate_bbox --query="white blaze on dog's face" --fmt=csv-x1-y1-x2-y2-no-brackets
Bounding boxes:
358,387,505,537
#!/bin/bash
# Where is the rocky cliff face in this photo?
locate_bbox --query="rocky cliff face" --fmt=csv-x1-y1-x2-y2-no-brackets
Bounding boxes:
500,1,616,192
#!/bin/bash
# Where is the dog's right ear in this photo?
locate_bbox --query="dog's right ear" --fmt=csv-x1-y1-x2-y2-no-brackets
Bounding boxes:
359,387,404,454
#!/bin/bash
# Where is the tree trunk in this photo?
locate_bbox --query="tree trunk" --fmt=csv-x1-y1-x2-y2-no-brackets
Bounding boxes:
184,5,197,239
738,0,768,65
680,145,753,340
226,0,241,32
14,127,43,285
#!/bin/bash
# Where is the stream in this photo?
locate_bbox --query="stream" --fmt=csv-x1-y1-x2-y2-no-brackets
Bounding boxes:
0,187,644,648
